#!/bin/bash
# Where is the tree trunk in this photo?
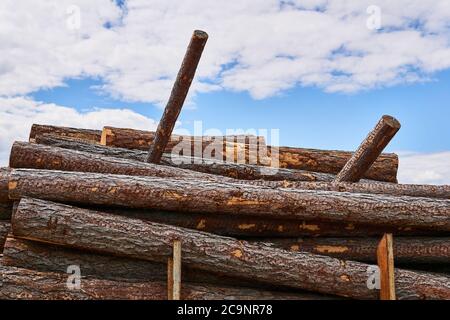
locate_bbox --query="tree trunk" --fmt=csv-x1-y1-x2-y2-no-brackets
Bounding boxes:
0,221,10,251
271,146,398,183
0,264,325,300
335,115,401,183
35,134,337,182
101,207,443,238
9,170,450,231
29,124,101,143
12,198,450,300
256,237,450,264
33,135,450,199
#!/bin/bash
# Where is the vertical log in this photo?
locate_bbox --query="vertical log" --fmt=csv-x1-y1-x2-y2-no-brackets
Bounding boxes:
147,30,208,163
377,234,396,300
173,240,182,300
335,115,401,182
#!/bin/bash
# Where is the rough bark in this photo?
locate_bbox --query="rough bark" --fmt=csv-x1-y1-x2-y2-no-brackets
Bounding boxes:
9,170,450,231
101,207,444,238
0,167,10,203
258,237,450,264
335,115,401,183
147,30,208,163
270,146,398,183
0,264,325,300
12,198,450,300
29,124,101,143
34,135,450,199
0,221,10,251
36,134,338,182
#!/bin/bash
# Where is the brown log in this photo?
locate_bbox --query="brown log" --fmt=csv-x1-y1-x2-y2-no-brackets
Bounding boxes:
259,237,450,264
36,134,338,182
2,236,297,291
102,207,443,238
11,198,450,300
29,124,101,143
8,170,450,231
0,222,10,251
271,146,398,183
35,135,450,199
0,264,323,300
377,234,396,300
148,30,208,163
335,115,401,183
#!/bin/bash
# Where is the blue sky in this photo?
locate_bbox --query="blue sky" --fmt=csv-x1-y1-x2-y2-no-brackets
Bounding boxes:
31,70,450,153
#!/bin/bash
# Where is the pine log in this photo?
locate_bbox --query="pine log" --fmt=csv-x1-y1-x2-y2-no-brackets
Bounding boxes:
271,146,398,183
8,170,450,231
147,30,208,163
335,115,401,182
36,134,337,182
104,207,444,238
258,237,450,264
29,124,101,143
0,264,325,300
34,135,450,199
11,198,450,300
0,221,10,251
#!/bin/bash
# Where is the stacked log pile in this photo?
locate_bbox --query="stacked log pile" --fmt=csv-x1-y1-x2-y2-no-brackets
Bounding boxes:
0,123,449,301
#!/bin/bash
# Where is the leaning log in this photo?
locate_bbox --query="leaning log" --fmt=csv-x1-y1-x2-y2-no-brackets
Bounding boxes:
259,237,450,264
40,135,449,198
335,115,401,182
12,198,450,300
29,124,101,143
0,264,324,300
8,170,450,231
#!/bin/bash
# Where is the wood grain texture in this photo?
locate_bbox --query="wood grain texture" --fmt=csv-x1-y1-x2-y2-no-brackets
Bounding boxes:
11,198,450,300
0,221,10,252
34,136,450,199
377,234,396,300
8,170,450,231
335,115,401,183
29,124,101,143
260,237,450,264
172,240,182,300
0,264,325,300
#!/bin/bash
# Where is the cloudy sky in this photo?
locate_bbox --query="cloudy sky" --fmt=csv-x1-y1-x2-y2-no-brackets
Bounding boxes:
0,0,449,184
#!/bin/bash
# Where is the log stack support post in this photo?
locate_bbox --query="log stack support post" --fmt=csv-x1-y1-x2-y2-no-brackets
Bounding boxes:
377,233,396,300
168,240,182,300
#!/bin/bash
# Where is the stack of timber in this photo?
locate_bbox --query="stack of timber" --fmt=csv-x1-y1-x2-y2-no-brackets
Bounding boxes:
0,121,448,301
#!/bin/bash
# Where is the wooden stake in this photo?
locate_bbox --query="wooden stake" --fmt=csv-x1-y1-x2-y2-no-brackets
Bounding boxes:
335,115,401,183
377,234,396,300
147,30,208,164
172,240,182,300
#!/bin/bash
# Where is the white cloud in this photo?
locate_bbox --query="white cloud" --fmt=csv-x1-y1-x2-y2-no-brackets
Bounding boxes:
0,97,157,166
1,0,450,103
398,151,450,185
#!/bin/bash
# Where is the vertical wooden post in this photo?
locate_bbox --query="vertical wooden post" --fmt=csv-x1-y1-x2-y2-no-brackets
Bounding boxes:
147,30,208,164
172,240,182,300
335,115,401,183
377,233,396,300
